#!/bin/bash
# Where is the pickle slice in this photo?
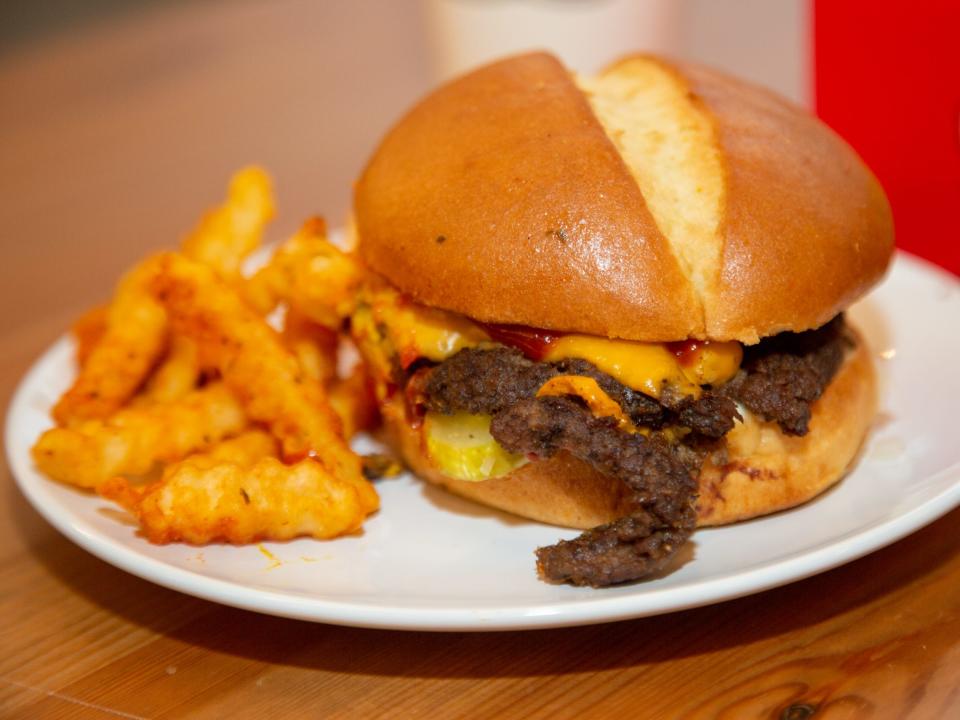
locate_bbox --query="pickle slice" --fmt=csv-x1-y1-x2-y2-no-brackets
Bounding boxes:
423,412,528,482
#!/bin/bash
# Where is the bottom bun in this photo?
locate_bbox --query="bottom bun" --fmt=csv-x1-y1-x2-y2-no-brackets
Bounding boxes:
384,327,877,529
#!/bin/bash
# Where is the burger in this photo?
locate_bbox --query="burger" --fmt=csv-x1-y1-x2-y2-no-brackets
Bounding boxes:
346,52,893,587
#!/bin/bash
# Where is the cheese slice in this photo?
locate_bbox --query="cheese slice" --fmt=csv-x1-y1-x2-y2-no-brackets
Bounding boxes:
536,375,638,432
544,335,693,398
361,284,489,368
676,340,743,387
542,335,741,399
352,282,742,399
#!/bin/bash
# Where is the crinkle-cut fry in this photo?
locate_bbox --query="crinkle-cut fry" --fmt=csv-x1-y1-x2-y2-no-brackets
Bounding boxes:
94,430,277,515
243,217,327,316
329,366,379,439
195,429,279,466
33,382,246,489
282,312,375,439
72,304,108,367
245,217,362,328
53,256,168,425
242,263,279,317
151,252,364,482
144,334,201,403
180,166,275,281
283,309,338,385
98,455,379,544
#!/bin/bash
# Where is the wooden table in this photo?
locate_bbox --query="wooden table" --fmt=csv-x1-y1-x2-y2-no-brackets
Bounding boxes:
2,3,958,718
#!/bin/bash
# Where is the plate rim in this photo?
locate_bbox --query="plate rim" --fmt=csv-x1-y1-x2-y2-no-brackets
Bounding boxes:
6,251,960,632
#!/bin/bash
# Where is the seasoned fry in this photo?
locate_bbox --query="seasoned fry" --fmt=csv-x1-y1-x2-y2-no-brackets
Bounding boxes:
151,252,365,483
143,334,201,403
283,309,339,385
98,454,378,544
55,169,272,426
245,217,361,327
282,309,377,439
71,305,108,367
329,366,379,439
33,382,246,489
53,256,168,425
197,429,280,465
35,166,384,549
180,166,275,281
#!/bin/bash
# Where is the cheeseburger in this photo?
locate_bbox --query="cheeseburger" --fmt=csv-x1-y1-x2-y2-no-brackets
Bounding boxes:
347,53,893,587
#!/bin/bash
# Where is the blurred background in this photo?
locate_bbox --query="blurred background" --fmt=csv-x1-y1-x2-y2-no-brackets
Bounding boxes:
0,0,956,343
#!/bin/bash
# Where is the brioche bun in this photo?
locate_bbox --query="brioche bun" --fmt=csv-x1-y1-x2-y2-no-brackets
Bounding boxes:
384,327,876,528
355,52,893,344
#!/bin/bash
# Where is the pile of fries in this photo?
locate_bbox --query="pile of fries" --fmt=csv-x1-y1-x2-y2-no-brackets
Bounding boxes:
31,168,384,544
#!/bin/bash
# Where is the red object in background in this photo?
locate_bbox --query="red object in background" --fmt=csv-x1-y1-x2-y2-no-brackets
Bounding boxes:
814,0,960,275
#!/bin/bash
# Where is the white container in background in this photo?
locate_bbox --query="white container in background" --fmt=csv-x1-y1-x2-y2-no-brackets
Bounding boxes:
423,0,680,80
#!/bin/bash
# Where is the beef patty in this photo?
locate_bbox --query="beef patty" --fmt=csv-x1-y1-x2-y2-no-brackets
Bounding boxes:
721,315,849,435
491,397,700,586
414,315,850,586
423,347,740,438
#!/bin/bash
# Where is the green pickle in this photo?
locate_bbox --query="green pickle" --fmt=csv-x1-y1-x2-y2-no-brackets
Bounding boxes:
424,412,528,481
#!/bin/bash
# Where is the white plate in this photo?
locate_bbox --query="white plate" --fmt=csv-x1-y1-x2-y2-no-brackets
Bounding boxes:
6,253,960,631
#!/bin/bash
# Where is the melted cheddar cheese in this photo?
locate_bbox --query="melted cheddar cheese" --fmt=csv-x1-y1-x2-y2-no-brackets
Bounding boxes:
543,335,741,399
677,341,743,387
350,282,742,402
358,284,489,368
536,376,637,432
544,335,692,398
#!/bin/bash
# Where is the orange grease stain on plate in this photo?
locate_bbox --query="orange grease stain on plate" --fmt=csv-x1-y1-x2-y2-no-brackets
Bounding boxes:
254,547,324,569
258,544,283,570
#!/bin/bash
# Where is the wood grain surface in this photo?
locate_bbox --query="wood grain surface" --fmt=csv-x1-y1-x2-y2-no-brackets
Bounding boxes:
1,2,957,718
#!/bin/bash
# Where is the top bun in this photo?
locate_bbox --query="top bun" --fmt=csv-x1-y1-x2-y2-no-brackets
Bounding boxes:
355,52,893,343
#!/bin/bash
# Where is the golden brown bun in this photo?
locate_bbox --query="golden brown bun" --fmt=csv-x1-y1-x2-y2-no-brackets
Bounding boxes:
355,52,893,343
383,328,876,528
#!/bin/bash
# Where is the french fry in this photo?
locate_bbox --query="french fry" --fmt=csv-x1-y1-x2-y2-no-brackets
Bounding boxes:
98,453,378,544
151,252,366,484
53,256,168,425
143,334,201,403
180,166,275,282
55,168,272,426
71,305,108,367
329,366,379,439
33,382,246,489
197,429,280,465
36,166,383,548
282,309,339,386
245,217,361,328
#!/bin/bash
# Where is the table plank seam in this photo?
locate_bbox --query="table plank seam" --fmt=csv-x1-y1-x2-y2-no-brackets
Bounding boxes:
0,677,151,720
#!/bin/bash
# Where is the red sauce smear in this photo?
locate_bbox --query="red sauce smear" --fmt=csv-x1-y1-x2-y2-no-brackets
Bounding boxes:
666,339,704,367
398,346,421,371
284,447,320,464
480,323,566,361
486,325,711,368
403,367,431,429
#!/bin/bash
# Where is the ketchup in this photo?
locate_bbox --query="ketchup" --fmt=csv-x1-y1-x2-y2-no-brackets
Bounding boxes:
284,447,320,464
403,367,431,429
480,323,566,361
487,324,710,367
398,346,421,371
666,339,704,367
